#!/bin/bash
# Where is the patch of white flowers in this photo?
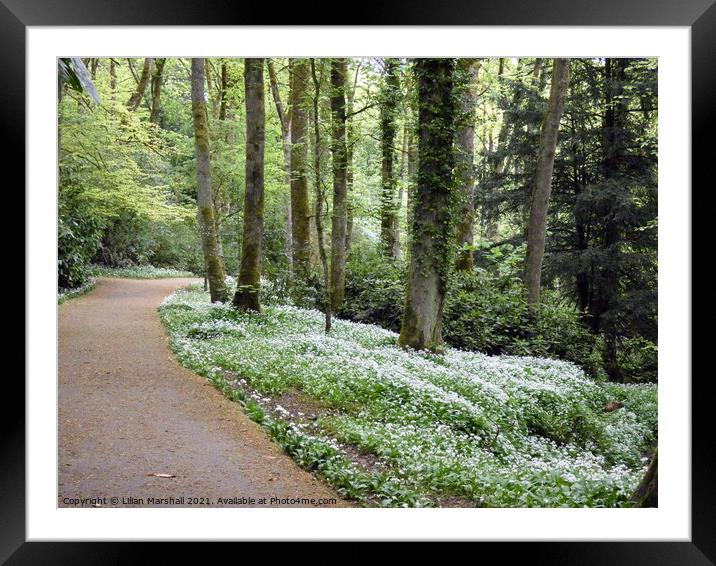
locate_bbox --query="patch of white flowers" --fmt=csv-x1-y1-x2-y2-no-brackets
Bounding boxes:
91,264,195,279
160,287,657,507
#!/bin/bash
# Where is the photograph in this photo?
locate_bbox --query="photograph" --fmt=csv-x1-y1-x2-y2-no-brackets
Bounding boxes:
56,55,659,510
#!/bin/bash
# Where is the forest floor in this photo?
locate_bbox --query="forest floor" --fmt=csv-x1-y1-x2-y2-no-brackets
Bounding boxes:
58,277,348,508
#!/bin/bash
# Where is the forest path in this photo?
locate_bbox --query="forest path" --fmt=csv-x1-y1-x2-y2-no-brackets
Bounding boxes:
58,277,348,507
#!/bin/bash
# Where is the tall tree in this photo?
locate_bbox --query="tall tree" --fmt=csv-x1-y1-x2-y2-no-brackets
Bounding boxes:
267,59,294,275
523,58,571,307
219,60,229,120
233,58,266,312
191,58,228,303
454,58,481,271
109,58,117,99
289,59,311,279
399,59,457,350
310,59,332,332
344,60,361,255
127,58,154,112
594,58,630,382
329,58,348,312
149,58,167,124
379,59,401,259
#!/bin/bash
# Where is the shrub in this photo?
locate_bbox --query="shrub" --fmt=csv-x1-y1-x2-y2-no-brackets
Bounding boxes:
58,182,103,290
338,253,405,332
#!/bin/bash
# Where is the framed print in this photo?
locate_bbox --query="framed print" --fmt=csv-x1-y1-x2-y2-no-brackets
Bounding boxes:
12,0,709,560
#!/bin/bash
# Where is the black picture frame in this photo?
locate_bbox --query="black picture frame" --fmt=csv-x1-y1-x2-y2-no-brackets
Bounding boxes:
11,0,708,560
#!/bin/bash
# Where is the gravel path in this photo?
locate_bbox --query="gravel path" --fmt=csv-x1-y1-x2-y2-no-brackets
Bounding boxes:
58,278,348,508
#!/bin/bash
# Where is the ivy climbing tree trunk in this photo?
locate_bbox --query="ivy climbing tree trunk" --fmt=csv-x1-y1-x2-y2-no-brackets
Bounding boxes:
267,59,294,277
454,58,481,271
399,59,457,351
127,58,154,112
524,58,571,307
289,59,311,280
329,58,348,312
233,58,266,312
149,58,166,124
380,58,401,259
191,57,228,304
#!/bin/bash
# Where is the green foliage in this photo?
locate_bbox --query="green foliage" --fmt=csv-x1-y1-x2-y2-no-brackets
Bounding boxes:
338,252,405,331
443,246,600,374
58,178,104,289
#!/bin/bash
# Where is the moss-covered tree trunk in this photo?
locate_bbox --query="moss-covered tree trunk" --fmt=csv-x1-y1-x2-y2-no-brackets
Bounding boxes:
380,59,401,259
191,58,228,303
524,58,571,307
310,60,332,333
149,58,166,124
233,58,266,312
398,59,457,350
329,58,348,312
454,58,481,271
127,58,154,112
219,60,229,120
289,59,312,280
267,59,294,277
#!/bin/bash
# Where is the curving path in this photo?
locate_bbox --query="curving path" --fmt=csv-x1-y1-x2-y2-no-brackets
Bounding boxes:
58,277,348,507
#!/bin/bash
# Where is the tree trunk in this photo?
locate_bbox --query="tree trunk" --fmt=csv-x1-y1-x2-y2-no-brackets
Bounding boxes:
219,60,229,121
524,58,571,307
454,58,481,271
267,59,294,276
345,62,360,255
109,58,117,100
289,59,311,279
598,58,629,383
149,58,166,124
127,58,154,112
329,59,348,312
630,448,658,507
233,59,265,312
398,117,408,234
310,60,331,332
380,59,401,259
205,59,221,119
406,116,418,230
398,59,457,351
191,58,228,303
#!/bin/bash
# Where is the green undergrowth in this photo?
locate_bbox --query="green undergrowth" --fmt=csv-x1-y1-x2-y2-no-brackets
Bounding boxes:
159,285,657,508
